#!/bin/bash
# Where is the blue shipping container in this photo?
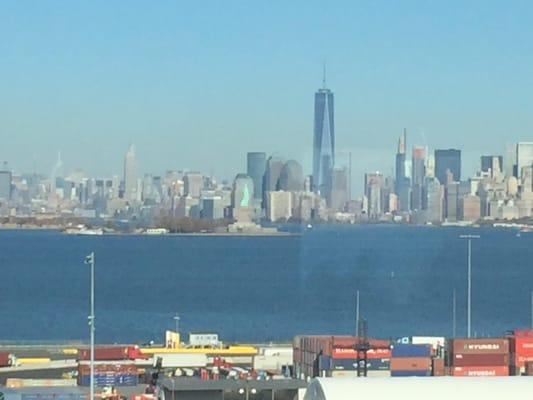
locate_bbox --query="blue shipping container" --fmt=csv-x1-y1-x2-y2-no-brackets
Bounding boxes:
391,370,432,377
332,358,390,371
79,374,139,387
391,344,432,358
318,355,332,371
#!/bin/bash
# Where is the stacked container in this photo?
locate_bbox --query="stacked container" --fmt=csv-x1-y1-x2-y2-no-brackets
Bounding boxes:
293,335,391,379
390,344,432,377
77,362,139,387
508,330,533,375
447,339,509,377
0,352,13,367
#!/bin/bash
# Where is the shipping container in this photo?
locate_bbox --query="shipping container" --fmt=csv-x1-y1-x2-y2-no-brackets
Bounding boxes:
6,380,77,389
332,336,390,349
391,370,432,377
390,357,431,371
1,387,87,400
453,353,509,367
432,358,445,376
449,339,509,355
153,353,207,368
0,352,12,367
330,370,392,378
411,336,446,349
332,358,389,371
332,347,391,360
78,347,129,361
451,366,509,377
391,344,432,358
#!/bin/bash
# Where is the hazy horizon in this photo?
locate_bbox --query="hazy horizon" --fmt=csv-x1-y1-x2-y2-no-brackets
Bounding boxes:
2,1,533,195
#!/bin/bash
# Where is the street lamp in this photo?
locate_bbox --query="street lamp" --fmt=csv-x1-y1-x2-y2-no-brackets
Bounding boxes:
460,234,480,338
84,252,96,400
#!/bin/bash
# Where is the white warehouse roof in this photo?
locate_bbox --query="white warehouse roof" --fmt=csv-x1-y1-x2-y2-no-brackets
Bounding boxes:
304,377,533,400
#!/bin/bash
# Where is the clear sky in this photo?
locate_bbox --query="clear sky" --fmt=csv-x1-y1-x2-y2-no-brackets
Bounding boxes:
2,1,533,194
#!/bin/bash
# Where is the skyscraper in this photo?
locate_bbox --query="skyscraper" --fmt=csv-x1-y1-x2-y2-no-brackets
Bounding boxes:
395,129,406,191
435,149,461,185
246,152,266,202
0,170,12,200
395,129,411,211
279,160,304,192
263,156,285,204
411,147,426,211
481,155,503,177
123,145,137,202
312,71,335,198
516,142,533,178
330,167,349,212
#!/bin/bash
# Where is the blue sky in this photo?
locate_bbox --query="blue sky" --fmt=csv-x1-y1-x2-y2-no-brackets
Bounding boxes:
2,1,533,193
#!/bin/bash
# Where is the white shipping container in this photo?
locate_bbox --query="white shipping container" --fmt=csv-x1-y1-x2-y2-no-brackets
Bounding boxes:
189,333,219,347
411,336,446,349
153,354,207,368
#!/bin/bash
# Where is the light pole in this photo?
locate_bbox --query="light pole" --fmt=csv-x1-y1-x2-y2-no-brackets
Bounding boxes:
173,313,180,333
85,252,95,400
460,235,480,338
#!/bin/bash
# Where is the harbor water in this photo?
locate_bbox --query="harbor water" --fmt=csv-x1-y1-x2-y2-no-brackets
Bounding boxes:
0,225,531,343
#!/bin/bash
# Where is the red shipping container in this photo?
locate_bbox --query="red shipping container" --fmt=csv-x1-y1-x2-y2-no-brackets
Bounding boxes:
0,352,12,367
450,339,509,355
451,366,509,377
453,353,509,367
390,357,431,371
79,347,129,361
514,337,533,356
332,347,391,360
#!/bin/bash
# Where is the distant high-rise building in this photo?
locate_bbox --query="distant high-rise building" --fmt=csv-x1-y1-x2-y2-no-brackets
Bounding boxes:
201,197,224,220
0,170,12,200
435,149,461,185
481,155,503,176
424,176,444,223
412,147,426,211
516,142,533,178
263,156,285,202
279,160,304,192
184,172,204,198
246,152,266,202
365,172,384,218
330,167,349,212
312,72,335,197
266,191,293,222
395,129,407,192
395,129,411,212
123,145,137,202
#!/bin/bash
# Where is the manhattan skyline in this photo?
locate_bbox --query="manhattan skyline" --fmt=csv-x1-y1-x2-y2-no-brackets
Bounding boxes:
2,1,533,195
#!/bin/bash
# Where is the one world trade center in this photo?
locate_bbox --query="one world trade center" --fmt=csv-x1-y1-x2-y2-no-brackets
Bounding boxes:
312,73,335,199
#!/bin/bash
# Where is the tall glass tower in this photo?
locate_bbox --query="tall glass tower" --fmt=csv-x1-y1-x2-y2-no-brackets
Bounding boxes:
313,74,335,197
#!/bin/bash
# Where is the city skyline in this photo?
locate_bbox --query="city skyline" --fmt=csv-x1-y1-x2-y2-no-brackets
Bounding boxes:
3,1,533,194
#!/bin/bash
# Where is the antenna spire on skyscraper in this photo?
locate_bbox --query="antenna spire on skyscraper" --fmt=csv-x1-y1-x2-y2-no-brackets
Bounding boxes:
322,61,327,89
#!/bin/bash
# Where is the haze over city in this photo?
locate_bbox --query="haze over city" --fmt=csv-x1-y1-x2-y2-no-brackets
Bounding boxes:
3,1,533,195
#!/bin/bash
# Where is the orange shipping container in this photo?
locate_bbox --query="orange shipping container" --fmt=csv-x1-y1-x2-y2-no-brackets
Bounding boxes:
451,366,509,377
390,357,431,371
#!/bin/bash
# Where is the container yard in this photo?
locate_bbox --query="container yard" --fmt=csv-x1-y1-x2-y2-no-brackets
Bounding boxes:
4,329,533,399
